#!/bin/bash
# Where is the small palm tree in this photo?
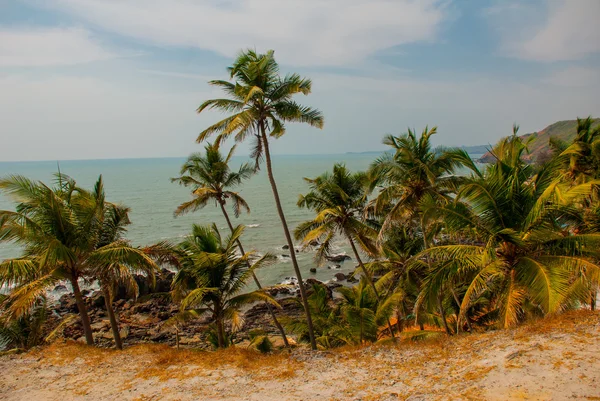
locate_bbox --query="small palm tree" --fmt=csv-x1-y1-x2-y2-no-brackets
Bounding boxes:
171,224,279,348
195,49,324,350
172,141,289,346
295,163,396,337
88,188,158,350
419,131,600,328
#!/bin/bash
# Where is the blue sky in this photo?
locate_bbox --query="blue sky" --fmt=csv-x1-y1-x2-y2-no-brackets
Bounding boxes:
1,0,599,161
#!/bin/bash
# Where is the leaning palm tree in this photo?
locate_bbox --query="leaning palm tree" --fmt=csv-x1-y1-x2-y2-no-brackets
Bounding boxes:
418,132,600,328
171,224,279,348
195,49,324,349
172,141,289,346
295,164,396,337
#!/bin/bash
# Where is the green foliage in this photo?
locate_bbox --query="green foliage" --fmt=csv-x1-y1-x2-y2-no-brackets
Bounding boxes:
0,294,49,351
171,224,279,348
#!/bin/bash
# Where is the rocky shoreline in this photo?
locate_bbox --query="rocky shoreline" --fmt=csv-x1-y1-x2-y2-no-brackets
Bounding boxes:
51,266,353,349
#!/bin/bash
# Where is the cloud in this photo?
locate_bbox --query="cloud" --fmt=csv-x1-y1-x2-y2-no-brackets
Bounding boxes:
0,27,116,67
543,66,600,87
45,0,448,66
489,0,600,62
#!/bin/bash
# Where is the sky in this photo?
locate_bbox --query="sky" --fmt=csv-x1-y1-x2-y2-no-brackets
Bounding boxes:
0,0,599,161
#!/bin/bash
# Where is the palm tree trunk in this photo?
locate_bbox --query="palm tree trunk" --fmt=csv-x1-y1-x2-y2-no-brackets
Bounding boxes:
260,127,317,351
218,201,290,348
346,235,396,339
70,274,94,345
450,288,472,332
437,294,452,335
216,317,225,349
591,289,597,311
102,285,123,350
396,310,403,333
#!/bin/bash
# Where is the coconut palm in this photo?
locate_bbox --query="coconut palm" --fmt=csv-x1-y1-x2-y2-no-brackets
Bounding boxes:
295,163,396,337
195,49,324,349
171,224,279,348
368,126,478,236
172,141,289,346
418,132,600,328
0,174,158,347
87,185,158,350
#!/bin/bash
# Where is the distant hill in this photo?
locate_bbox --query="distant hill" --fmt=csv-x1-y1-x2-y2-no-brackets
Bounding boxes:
479,118,600,163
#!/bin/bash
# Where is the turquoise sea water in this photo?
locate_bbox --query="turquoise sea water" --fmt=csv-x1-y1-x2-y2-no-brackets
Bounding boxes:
0,153,482,287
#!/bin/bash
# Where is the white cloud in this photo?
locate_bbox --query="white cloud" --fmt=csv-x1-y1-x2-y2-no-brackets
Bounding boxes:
489,0,600,62
45,0,448,66
0,27,115,67
543,66,600,87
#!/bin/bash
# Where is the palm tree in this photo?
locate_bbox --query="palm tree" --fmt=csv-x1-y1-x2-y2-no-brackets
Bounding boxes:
418,131,600,328
295,163,396,338
87,185,158,350
0,174,159,347
368,126,477,236
171,224,279,348
172,141,289,346
195,49,324,350
558,117,600,308
0,174,97,344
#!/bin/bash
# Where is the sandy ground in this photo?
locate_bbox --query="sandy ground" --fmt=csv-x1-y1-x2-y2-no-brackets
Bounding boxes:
1,311,599,401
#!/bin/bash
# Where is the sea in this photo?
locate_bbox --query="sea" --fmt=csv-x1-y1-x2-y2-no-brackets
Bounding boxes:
0,153,483,289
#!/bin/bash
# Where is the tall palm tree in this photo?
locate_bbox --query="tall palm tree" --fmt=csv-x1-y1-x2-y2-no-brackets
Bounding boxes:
195,49,324,349
87,183,158,350
172,141,289,346
295,163,396,337
0,174,157,346
418,132,600,328
171,224,279,348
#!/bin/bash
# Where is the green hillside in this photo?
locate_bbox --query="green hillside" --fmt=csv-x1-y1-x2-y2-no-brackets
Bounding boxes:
479,118,600,163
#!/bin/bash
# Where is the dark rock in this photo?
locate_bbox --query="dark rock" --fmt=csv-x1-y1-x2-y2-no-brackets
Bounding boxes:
53,285,68,292
309,267,317,273
282,254,290,258
81,289,92,297
89,291,105,308
334,272,347,281
295,249,299,253
325,254,351,263
304,279,333,299
282,245,290,250
309,240,319,247
59,294,78,313
150,332,170,342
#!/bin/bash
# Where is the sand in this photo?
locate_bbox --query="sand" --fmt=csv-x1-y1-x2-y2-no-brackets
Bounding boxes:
1,310,599,401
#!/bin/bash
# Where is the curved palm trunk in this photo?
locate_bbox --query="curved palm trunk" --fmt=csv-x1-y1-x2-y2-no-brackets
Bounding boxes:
101,285,123,350
260,128,317,351
218,201,290,348
346,235,396,339
70,274,94,345
450,288,472,332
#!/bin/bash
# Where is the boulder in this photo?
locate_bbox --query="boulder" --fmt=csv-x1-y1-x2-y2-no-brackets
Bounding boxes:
325,254,351,263
308,240,320,247
89,291,105,308
282,245,290,250
59,294,78,313
282,254,290,258
309,267,317,273
53,284,68,292
334,272,347,281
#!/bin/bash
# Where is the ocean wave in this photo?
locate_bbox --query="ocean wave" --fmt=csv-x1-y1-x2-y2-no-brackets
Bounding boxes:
246,224,261,228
